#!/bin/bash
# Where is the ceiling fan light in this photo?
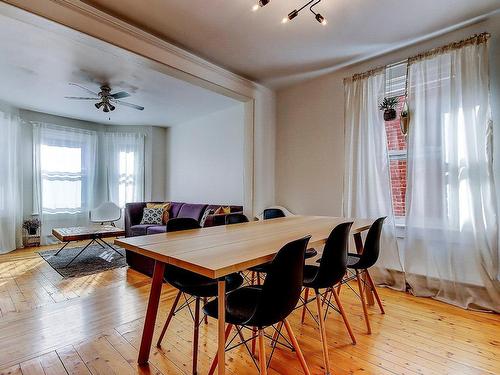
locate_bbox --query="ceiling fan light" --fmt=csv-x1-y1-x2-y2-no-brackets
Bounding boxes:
95,102,103,109
315,13,327,25
287,9,298,21
109,104,116,111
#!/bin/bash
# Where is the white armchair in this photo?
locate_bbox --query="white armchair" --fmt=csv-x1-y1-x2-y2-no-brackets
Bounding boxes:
89,202,121,226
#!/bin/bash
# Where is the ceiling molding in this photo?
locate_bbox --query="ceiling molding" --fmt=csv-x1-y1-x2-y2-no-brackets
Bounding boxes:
2,0,268,99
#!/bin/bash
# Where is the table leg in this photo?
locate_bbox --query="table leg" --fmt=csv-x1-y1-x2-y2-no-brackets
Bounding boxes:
138,261,165,365
54,241,70,256
96,237,124,257
64,239,96,268
353,233,375,306
217,279,226,375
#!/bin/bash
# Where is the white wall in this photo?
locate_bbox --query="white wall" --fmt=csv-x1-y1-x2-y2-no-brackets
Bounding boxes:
19,109,168,217
167,105,245,205
276,13,500,217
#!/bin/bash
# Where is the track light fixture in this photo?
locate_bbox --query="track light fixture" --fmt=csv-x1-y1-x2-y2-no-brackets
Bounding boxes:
252,0,270,11
282,0,327,25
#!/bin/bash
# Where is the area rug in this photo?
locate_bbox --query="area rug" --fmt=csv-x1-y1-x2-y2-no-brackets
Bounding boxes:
38,244,127,278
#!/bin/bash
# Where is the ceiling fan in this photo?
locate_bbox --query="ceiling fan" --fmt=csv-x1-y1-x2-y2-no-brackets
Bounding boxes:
65,83,145,112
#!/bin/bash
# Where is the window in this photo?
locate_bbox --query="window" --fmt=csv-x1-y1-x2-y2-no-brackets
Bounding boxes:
384,62,408,220
118,150,137,208
37,125,96,215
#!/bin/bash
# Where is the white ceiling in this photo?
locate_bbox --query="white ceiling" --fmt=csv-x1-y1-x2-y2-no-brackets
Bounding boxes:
0,12,240,126
83,0,500,88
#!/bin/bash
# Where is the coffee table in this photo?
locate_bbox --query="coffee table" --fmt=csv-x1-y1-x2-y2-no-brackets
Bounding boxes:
52,225,125,267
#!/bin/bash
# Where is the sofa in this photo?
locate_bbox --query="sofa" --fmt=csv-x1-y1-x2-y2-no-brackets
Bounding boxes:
124,201,243,276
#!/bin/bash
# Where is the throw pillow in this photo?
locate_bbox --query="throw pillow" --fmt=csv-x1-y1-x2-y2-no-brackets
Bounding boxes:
200,209,215,227
140,207,164,225
146,202,171,224
214,206,231,215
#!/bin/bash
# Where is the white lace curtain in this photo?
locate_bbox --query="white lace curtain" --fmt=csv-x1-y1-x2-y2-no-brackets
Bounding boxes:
404,38,499,312
0,104,23,253
343,71,406,290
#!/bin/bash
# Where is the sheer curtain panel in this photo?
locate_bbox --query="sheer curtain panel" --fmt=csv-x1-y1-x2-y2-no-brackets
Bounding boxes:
0,104,23,253
103,132,145,209
33,123,97,244
405,36,499,311
344,71,405,290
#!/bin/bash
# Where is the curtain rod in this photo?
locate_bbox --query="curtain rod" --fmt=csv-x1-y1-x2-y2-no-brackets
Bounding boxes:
343,32,491,83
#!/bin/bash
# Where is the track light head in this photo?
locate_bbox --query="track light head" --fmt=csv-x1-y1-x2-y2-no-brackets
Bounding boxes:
109,104,116,111
315,13,327,25
95,102,103,109
287,9,298,21
258,0,270,7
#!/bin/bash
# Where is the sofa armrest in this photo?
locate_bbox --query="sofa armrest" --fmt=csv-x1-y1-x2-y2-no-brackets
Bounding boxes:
125,202,147,237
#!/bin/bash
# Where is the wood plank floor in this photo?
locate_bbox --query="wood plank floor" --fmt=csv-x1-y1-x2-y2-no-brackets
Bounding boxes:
0,242,499,374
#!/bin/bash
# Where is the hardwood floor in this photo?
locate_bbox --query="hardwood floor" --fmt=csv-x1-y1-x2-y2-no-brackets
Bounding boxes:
0,243,499,374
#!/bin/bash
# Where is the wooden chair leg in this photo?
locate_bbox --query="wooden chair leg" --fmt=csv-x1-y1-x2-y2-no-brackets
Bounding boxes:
315,290,331,375
331,288,356,344
203,297,209,324
355,270,371,334
365,270,385,314
258,329,267,375
157,290,182,347
193,297,200,375
301,288,309,324
251,326,258,357
283,319,311,375
208,324,233,375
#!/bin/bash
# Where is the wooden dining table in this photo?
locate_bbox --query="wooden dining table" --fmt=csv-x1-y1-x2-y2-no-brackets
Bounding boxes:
115,215,373,375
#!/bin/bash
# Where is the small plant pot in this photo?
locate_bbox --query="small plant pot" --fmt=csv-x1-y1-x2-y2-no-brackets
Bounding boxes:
384,109,397,121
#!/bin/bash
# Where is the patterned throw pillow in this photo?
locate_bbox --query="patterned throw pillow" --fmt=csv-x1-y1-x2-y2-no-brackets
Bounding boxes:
140,208,164,225
146,202,171,224
200,209,215,227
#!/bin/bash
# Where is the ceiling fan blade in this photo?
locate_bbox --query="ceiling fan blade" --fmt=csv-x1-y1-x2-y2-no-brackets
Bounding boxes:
68,83,98,96
64,96,100,100
110,91,131,99
113,99,144,111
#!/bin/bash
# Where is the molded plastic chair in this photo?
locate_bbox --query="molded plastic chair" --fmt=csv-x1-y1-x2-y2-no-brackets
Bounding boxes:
203,236,312,375
338,217,386,334
251,208,317,284
225,213,249,225
300,222,355,374
157,218,244,375
89,201,121,225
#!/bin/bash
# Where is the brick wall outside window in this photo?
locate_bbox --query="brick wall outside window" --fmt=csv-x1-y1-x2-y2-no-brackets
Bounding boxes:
384,96,407,217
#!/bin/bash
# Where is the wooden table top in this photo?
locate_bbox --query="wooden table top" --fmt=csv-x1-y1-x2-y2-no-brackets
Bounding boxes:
52,225,125,242
116,216,373,279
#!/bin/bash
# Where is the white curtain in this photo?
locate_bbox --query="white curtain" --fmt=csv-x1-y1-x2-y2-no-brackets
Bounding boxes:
33,123,97,244
102,132,145,209
344,72,406,290
0,104,23,253
405,40,499,311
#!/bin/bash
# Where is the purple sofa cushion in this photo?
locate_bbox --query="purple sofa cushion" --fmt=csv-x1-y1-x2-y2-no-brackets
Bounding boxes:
147,226,167,235
177,203,209,222
169,202,184,218
130,224,154,236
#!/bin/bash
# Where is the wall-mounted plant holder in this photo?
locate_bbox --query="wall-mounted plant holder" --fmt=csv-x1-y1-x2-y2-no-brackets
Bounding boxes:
400,99,409,137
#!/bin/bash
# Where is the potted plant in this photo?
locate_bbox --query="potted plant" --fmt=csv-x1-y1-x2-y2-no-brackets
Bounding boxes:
23,217,41,236
379,97,399,121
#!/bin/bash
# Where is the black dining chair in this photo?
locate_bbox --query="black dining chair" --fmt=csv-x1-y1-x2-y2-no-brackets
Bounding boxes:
203,236,312,375
156,217,244,375
299,222,355,375
250,208,317,285
225,213,249,225
338,217,386,334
